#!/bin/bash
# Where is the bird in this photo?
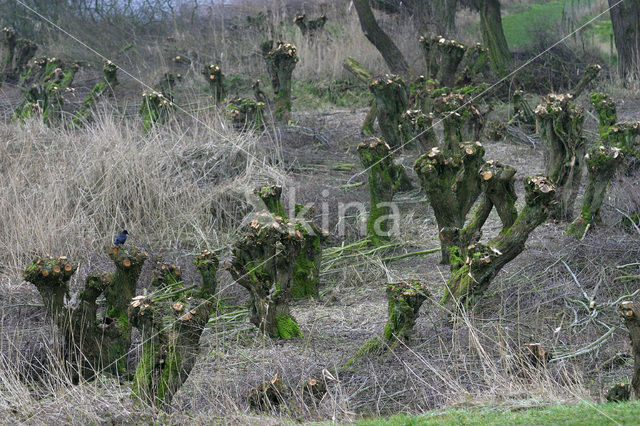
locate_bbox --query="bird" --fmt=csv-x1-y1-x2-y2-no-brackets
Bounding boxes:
113,230,128,246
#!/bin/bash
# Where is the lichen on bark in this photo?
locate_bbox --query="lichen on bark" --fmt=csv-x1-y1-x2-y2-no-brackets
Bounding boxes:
432,93,485,152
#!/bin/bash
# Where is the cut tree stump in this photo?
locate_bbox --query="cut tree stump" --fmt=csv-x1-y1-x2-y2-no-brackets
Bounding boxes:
535,93,586,221
194,249,219,298
263,41,298,122
201,64,225,103
619,301,640,399
432,93,484,153
369,74,409,149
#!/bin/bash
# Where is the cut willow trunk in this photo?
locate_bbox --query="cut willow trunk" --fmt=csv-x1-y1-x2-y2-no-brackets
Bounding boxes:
619,301,640,398
508,90,536,126
293,13,327,39
194,249,219,298
129,260,212,408
414,142,485,263
590,92,617,139
433,93,484,152
419,35,488,87
369,74,408,149
202,64,225,103
14,57,78,125
358,138,412,245
570,64,601,98
443,176,556,307
23,247,148,379
346,281,429,366
263,41,298,122
140,92,174,131
567,146,623,238
534,94,585,221
72,61,118,127
228,97,265,130
1,27,37,86
399,109,437,151
229,213,304,338
254,184,326,299
343,57,376,135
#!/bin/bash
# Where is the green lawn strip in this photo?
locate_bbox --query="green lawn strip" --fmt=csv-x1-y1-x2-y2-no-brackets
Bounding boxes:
357,400,640,425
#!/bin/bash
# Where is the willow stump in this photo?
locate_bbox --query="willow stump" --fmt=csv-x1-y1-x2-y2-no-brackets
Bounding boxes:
346,281,429,366
230,212,304,338
619,301,640,399
194,249,219,298
414,142,485,263
263,41,298,122
72,61,118,127
568,146,623,238
443,176,555,306
534,94,586,221
369,74,409,149
1,27,37,85
202,64,225,103
358,138,411,245
433,93,484,153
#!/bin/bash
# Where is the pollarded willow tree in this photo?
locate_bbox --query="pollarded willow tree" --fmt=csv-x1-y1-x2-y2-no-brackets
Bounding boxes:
0,27,37,87
72,60,118,127
293,13,327,39
418,35,489,88
534,93,586,221
358,138,412,245
129,259,213,407
201,63,225,104
369,75,409,149
346,281,430,366
442,175,556,307
254,185,327,299
262,41,298,122
229,212,305,338
23,246,148,379
14,57,78,124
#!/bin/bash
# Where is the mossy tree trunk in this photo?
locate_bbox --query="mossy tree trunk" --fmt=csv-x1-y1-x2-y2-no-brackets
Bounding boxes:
1,27,37,86
455,43,489,87
443,176,555,307
605,121,640,159
478,0,511,75
509,90,536,126
140,91,175,132
129,262,212,408
346,281,429,366
590,92,617,139
619,301,640,398
263,42,298,122
570,64,601,98
229,213,304,338
24,247,148,379
437,39,467,88
14,57,78,125
369,75,409,149
72,61,118,127
194,249,219,298
358,138,411,245
228,97,265,130
414,142,485,263
534,94,586,221
400,109,437,152
568,146,623,238
254,184,326,299
352,0,409,76
433,93,485,152
419,35,442,80
201,64,226,104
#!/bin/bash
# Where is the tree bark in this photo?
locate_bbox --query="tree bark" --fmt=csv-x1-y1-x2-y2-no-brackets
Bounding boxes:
358,138,411,245
201,63,225,103
534,94,586,221
478,0,511,74
619,301,640,398
369,74,409,149
608,0,640,82
230,213,304,338
570,64,601,98
263,42,298,122
567,145,623,238
442,176,555,306
414,142,485,263
352,0,409,76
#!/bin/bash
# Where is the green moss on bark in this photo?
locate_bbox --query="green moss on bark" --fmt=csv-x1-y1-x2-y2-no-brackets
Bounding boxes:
369,74,409,149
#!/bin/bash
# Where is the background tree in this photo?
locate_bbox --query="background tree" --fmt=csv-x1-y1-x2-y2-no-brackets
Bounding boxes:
608,0,640,82
352,0,409,75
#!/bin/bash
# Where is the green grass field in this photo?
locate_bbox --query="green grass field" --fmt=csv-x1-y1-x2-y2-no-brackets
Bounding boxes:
357,400,640,425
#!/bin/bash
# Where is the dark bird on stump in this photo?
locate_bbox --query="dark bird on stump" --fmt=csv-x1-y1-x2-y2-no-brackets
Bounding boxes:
114,230,128,246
